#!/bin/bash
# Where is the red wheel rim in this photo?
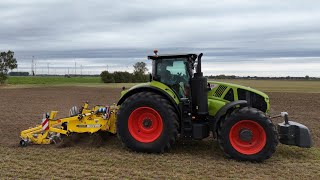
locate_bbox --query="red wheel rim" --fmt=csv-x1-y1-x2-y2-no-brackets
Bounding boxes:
229,120,266,155
128,107,163,143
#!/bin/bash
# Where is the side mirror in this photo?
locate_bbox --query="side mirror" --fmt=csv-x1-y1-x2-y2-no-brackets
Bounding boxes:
207,83,211,91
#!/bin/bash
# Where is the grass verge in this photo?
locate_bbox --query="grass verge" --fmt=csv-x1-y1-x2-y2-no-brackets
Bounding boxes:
7,76,102,84
1,141,320,179
3,77,320,93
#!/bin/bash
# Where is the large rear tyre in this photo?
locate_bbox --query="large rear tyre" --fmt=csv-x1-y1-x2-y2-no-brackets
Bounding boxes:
117,92,179,153
217,107,278,161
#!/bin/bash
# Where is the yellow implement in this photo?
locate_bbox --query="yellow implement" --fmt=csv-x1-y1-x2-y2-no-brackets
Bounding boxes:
20,102,118,146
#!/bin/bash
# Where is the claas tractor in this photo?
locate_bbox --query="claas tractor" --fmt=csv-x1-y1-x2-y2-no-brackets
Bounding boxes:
20,51,312,162
116,51,312,161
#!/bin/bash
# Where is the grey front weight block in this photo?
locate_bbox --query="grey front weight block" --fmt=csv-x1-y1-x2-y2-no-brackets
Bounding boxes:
278,120,312,148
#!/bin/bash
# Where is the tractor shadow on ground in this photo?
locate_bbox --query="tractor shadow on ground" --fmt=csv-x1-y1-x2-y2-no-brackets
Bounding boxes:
274,144,317,160
63,132,120,148
65,134,227,160
14,132,316,163
96,132,226,160
169,136,227,160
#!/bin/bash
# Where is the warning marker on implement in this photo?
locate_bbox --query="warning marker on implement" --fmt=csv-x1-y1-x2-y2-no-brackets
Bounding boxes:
42,118,49,131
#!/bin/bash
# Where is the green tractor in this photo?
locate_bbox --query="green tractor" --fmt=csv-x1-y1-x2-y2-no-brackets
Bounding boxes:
116,51,312,161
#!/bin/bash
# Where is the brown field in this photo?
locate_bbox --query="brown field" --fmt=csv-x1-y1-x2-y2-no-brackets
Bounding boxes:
1,86,320,179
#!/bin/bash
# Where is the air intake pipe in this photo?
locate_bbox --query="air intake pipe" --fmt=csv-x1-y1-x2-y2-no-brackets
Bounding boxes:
191,53,208,116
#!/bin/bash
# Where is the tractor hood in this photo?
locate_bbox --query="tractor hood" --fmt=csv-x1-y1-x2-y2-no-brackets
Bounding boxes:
208,81,270,113
208,81,269,98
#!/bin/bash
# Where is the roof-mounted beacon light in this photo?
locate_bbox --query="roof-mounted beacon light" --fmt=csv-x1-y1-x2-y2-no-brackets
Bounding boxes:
154,49,158,56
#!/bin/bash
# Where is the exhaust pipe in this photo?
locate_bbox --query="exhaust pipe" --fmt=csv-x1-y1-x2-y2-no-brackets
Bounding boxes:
196,53,203,75
191,53,208,116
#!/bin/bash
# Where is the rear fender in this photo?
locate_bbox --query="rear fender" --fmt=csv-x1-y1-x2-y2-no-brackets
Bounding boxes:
117,86,180,114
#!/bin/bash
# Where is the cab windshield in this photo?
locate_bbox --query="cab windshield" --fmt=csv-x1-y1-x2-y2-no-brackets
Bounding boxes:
154,58,190,97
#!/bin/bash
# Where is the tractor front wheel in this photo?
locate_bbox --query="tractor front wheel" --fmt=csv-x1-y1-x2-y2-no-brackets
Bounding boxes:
217,107,278,161
117,92,179,153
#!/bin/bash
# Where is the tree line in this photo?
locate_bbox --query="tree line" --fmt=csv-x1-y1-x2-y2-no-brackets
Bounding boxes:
2,50,319,84
8,72,29,76
100,62,149,83
207,74,320,80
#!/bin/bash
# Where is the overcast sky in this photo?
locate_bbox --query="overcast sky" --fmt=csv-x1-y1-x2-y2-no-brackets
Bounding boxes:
1,0,320,76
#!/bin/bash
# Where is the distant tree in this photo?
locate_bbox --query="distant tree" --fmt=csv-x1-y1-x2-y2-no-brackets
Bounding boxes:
101,70,149,83
133,62,148,75
100,71,114,83
132,73,148,82
121,71,132,83
113,71,125,83
113,71,133,83
132,62,148,82
0,50,17,84
305,75,310,80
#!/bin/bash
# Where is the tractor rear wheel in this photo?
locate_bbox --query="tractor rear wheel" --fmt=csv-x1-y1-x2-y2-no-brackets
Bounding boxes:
217,107,278,161
117,92,179,153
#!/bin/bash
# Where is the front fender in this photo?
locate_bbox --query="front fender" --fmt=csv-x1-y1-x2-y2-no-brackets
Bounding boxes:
212,100,248,134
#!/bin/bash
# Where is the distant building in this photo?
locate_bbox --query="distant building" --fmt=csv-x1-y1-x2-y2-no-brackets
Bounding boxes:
8,72,29,76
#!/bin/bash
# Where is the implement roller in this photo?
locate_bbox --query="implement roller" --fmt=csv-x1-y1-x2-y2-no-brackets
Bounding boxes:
20,102,118,146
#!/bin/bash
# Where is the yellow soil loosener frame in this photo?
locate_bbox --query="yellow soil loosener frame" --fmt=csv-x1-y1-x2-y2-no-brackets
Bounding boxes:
20,102,118,146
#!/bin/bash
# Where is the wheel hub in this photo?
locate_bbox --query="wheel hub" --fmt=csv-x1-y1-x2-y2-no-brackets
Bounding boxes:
239,129,253,142
229,120,267,155
128,107,163,143
142,118,152,129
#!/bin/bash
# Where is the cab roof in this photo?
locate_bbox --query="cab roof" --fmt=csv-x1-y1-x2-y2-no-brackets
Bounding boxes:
148,53,197,60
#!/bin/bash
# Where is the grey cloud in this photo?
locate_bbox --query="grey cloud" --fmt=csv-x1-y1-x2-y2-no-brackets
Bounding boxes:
1,0,320,76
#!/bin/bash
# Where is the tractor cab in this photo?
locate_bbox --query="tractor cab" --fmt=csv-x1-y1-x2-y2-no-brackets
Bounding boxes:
148,50,208,117
148,51,198,98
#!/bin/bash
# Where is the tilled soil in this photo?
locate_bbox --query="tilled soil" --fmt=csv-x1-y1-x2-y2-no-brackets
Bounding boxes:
269,92,320,146
0,87,319,179
0,87,121,147
0,87,318,147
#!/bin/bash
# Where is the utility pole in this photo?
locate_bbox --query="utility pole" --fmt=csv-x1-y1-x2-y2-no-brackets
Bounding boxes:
34,61,37,75
47,63,49,75
34,57,37,76
31,56,35,76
